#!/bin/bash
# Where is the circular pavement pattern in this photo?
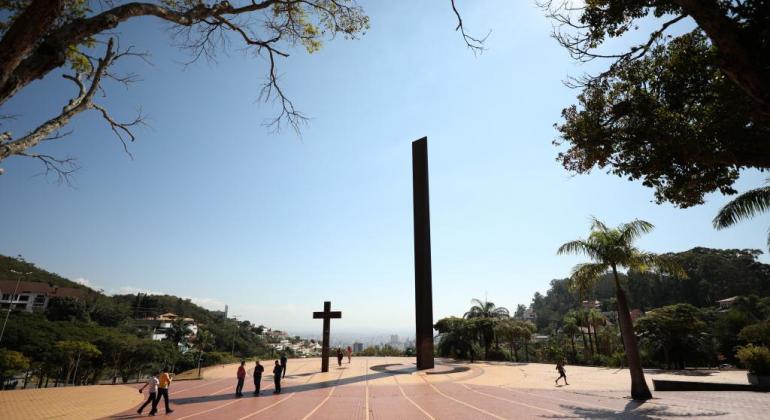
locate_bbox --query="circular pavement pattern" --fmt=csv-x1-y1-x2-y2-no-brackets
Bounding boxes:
7,357,766,419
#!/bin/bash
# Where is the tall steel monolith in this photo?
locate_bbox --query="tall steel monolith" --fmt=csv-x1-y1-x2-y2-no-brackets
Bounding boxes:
412,137,434,370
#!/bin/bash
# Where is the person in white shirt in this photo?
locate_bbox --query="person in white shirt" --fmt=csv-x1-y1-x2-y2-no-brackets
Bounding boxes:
137,372,159,415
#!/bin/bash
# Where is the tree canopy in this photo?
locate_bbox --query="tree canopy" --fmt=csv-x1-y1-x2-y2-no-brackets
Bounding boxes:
545,0,770,207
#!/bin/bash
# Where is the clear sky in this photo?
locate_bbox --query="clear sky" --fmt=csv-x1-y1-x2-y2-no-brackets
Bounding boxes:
1,1,766,338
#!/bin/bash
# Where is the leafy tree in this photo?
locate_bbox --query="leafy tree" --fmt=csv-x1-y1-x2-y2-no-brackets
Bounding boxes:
494,318,536,362
736,344,770,376
713,179,770,250
558,217,684,400
46,297,88,322
55,340,101,385
435,317,480,362
739,320,770,347
544,0,770,207
635,304,708,369
513,304,526,319
0,349,29,390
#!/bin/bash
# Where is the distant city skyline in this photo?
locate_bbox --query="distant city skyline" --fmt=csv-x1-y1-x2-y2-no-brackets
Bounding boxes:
2,1,767,334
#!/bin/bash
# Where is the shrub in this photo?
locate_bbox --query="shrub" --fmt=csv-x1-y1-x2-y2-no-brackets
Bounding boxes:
485,348,508,361
736,345,770,376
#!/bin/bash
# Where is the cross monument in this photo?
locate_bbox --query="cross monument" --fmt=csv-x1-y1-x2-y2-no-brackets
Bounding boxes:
313,301,342,372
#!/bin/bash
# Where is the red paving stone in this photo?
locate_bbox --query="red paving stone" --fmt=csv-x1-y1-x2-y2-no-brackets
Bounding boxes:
93,358,770,419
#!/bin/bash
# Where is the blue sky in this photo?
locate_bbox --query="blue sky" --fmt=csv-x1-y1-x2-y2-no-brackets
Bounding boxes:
1,1,766,337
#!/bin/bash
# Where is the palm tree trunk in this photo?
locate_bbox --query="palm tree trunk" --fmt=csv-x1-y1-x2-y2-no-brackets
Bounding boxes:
612,266,652,400
593,326,600,356
585,313,595,357
580,329,589,359
570,336,576,358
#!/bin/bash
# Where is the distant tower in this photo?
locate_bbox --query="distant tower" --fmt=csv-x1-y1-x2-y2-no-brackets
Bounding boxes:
224,304,228,320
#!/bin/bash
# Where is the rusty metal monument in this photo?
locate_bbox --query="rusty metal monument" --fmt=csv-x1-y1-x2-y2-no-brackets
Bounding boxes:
412,137,435,369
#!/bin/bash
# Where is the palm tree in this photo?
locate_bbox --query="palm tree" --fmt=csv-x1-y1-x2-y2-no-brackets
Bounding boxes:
713,179,770,250
464,299,509,358
558,217,684,400
562,317,580,359
464,298,510,319
588,309,606,355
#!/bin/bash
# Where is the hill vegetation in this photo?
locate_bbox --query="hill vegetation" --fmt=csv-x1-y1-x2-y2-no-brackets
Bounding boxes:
0,255,281,389
435,247,770,376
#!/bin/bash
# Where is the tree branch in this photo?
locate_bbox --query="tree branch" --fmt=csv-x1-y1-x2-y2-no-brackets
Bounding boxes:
671,0,770,117
450,0,489,55
0,0,64,89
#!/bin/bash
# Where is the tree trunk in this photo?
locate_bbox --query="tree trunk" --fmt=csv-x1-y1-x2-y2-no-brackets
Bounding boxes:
585,313,595,357
570,336,576,358
672,0,770,117
580,329,589,360
613,266,652,400
0,0,64,90
593,326,600,356
525,341,529,363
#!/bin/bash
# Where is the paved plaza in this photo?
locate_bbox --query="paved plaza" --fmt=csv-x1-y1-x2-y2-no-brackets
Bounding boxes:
2,357,768,419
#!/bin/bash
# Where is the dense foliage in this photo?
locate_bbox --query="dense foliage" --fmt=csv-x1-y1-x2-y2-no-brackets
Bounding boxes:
0,255,274,389
547,0,770,207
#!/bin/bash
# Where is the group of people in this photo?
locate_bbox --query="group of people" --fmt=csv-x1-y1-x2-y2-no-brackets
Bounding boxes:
137,367,174,416
236,354,287,397
335,346,352,367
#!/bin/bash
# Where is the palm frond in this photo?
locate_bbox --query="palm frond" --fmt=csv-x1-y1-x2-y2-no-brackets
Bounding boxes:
619,219,655,243
567,262,609,296
589,216,609,233
557,239,590,256
713,185,770,229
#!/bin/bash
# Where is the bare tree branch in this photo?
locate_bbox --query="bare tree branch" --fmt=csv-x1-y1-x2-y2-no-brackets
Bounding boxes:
17,151,79,185
450,0,489,55
0,38,146,175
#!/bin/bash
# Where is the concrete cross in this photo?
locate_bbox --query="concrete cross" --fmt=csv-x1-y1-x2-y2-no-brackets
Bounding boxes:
313,301,342,372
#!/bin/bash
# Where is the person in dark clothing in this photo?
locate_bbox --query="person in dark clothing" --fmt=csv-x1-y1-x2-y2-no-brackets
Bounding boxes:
280,354,287,378
235,361,246,397
273,360,283,394
555,361,569,385
253,360,264,395
336,348,343,367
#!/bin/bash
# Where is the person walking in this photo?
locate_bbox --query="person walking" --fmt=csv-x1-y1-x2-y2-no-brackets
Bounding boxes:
555,361,569,385
253,360,264,395
280,354,287,378
347,345,352,364
336,348,343,367
136,371,159,415
273,360,283,394
151,366,174,415
235,361,246,397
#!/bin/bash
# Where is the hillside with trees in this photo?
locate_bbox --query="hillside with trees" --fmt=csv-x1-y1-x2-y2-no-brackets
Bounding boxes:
0,254,281,389
434,246,770,392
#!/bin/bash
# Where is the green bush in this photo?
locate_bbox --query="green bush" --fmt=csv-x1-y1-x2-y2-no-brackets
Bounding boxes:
485,348,508,361
736,345,770,376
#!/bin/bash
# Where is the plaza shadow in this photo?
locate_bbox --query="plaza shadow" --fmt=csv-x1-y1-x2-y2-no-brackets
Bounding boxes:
543,400,728,419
